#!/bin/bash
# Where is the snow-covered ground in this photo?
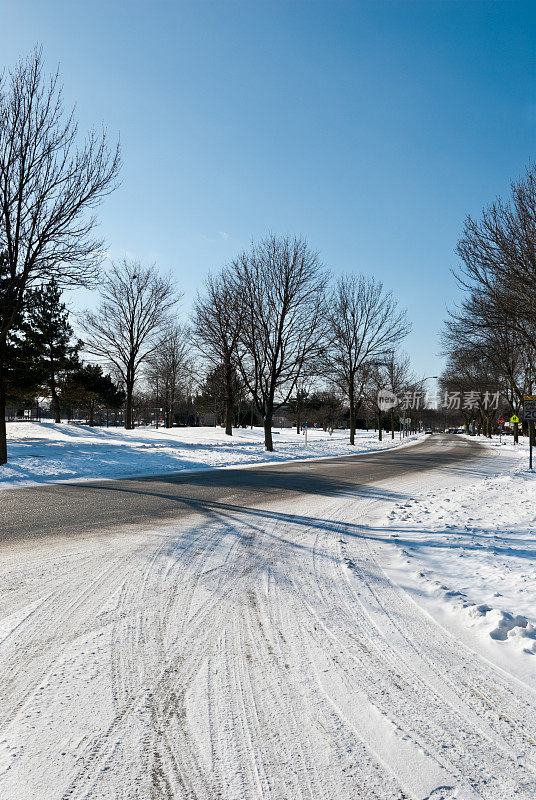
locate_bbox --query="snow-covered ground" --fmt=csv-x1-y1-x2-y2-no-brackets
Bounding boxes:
381,435,536,682
0,421,420,489
2,434,536,798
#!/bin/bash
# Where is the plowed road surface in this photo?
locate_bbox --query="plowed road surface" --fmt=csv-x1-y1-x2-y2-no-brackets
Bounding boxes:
1,435,536,800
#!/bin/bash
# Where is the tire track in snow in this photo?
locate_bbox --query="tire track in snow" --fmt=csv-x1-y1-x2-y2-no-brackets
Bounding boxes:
2,465,536,799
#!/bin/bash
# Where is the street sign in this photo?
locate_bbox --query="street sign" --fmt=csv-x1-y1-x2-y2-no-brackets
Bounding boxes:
510,415,520,424
523,396,536,422
497,417,505,426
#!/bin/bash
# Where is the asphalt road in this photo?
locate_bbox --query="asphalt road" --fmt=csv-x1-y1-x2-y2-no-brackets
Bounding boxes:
0,434,486,544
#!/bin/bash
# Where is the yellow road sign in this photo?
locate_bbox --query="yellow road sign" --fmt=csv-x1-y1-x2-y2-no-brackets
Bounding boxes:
510,414,520,424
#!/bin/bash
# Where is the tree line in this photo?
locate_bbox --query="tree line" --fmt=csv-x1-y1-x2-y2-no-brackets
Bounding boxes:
440,163,536,441
0,49,413,465
3,237,413,456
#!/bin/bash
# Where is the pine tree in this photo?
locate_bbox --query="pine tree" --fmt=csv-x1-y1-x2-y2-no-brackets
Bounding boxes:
2,252,40,409
19,280,81,422
64,364,125,426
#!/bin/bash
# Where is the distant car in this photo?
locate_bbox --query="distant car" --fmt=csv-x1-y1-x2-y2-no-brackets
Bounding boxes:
424,428,432,434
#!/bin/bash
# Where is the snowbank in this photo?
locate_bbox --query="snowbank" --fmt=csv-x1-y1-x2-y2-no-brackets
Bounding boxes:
0,421,422,490
382,434,536,675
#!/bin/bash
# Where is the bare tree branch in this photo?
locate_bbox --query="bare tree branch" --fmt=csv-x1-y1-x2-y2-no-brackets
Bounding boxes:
231,234,329,451
81,259,181,429
0,48,120,463
192,268,244,435
326,274,410,444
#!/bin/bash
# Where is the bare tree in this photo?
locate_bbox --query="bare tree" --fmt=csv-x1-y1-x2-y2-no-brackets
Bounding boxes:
287,379,313,434
442,294,531,414
455,163,536,347
147,324,190,428
442,165,536,437
440,351,506,439
383,351,414,439
232,234,328,451
81,259,180,429
0,48,120,463
361,362,390,441
326,274,410,444
192,269,244,436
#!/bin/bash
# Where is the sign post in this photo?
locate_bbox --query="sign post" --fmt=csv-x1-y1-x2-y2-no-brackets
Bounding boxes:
523,396,536,470
497,417,504,444
399,417,411,438
510,414,520,445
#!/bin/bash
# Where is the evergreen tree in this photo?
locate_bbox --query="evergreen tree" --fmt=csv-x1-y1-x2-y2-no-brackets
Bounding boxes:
2,260,39,409
309,391,346,432
18,280,81,422
195,364,246,427
63,364,125,426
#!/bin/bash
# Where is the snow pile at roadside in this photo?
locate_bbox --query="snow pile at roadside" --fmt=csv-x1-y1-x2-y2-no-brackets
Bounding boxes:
383,436,536,663
0,421,422,489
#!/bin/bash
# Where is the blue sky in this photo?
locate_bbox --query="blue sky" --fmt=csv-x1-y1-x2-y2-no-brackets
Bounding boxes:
1,0,535,376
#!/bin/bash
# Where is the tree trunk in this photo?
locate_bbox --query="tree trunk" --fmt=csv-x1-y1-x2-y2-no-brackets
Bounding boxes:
50,385,61,424
221,356,234,436
378,410,382,441
125,381,134,429
264,410,274,451
0,351,7,465
391,409,394,439
349,381,355,445
224,399,233,434
165,388,172,428
88,401,95,427
224,398,232,434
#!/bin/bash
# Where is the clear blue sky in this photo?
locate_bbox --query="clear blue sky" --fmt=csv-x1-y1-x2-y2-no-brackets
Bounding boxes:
1,0,535,376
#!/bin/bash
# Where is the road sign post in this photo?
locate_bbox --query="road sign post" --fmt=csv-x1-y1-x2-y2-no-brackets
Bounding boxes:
497,417,504,444
510,414,520,445
523,396,536,470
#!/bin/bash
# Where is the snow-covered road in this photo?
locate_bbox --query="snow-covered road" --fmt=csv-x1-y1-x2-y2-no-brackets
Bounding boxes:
1,437,536,799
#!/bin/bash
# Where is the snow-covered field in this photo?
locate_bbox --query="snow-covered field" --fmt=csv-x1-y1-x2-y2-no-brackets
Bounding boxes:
382,435,536,682
0,421,420,489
